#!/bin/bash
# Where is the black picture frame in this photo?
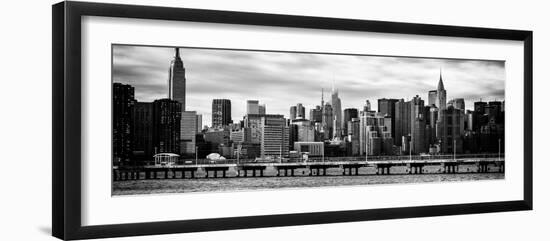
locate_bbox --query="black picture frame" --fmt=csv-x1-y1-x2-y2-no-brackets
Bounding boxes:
52,1,533,240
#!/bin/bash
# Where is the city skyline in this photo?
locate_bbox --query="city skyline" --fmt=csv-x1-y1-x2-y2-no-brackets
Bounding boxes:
113,45,505,127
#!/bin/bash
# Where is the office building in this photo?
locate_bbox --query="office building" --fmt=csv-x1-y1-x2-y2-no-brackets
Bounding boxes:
212,99,232,127
168,48,186,111
246,100,259,115
113,83,135,164
448,98,465,113
260,115,290,158
152,98,181,154
394,99,410,146
180,111,197,155
343,108,358,136
131,102,153,159
378,98,399,142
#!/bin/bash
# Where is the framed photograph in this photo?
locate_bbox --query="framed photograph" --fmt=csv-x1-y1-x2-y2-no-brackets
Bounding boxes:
52,1,533,240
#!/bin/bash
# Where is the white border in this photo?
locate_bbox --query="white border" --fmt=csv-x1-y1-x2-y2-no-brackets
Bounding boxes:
82,16,524,226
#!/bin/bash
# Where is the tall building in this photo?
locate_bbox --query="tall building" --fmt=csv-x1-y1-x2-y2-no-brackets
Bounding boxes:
348,118,361,155
290,103,306,120
212,99,232,128
378,98,399,142
152,99,181,154
168,48,186,110
246,100,259,115
343,108,358,136
437,106,464,154
132,102,153,160
196,114,202,133
322,103,334,139
259,115,289,158
436,70,447,121
359,112,393,155
258,104,266,115
180,111,197,155
113,83,135,164
394,99,410,147
363,100,372,112
410,95,427,154
289,106,297,120
309,105,323,123
331,87,343,138
428,90,438,106
448,98,465,113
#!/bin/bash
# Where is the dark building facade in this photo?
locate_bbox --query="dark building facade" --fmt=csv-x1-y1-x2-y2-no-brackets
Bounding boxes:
309,105,323,123
436,106,464,154
394,99,410,147
343,108,358,136
113,83,135,164
212,99,232,128
131,102,154,160
378,98,399,142
152,99,182,154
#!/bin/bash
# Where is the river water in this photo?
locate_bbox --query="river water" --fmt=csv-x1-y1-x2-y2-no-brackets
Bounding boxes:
112,165,504,195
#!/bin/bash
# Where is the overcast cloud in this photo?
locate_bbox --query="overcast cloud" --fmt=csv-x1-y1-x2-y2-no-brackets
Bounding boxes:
113,45,505,127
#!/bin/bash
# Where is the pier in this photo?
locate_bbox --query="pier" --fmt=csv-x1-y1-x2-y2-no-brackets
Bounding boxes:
113,156,505,181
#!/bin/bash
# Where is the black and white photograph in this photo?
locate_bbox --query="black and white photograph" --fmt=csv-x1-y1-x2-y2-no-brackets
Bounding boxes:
112,44,506,195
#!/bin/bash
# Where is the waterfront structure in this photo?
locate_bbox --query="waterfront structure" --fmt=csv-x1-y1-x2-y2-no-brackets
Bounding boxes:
293,142,324,157
180,111,197,155
131,102,153,159
343,108,358,136
152,98,182,154
378,98,399,142
212,99,232,127
168,48,186,110
246,100,259,115
113,83,135,164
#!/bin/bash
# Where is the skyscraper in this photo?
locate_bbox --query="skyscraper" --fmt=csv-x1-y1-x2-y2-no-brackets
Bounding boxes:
309,105,323,123
246,100,259,115
378,98,399,142
259,115,289,158
152,98,181,154
436,70,447,121
410,95,426,154
212,99,232,128
113,83,135,164
322,103,333,139
290,103,306,120
448,98,465,113
394,99,410,147
180,111,197,155
331,87,342,138
428,90,437,107
363,100,371,112
168,48,186,110
196,114,203,133
132,102,153,160
289,106,297,120
258,104,266,115
343,108,358,136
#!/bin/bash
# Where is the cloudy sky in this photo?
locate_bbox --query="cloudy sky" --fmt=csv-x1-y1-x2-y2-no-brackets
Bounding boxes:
113,45,505,127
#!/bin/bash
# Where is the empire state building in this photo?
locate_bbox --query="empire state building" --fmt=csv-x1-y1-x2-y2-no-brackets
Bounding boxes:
168,48,186,110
